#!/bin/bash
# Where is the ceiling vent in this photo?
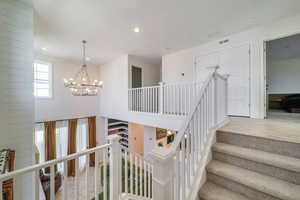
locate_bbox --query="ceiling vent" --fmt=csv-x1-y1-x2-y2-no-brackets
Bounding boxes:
219,39,229,45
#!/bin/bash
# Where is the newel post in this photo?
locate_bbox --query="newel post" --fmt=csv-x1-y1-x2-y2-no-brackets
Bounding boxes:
149,148,175,200
108,134,121,200
159,82,165,114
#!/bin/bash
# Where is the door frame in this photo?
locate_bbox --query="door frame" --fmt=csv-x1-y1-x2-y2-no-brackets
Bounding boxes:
129,65,144,88
261,31,300,118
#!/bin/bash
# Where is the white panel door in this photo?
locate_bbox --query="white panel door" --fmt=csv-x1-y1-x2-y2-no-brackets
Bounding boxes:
194,52,220,82
195,44,250,116
219,44,250,116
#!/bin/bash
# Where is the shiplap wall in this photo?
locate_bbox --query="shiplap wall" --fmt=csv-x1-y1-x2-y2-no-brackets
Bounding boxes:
0,0,34,199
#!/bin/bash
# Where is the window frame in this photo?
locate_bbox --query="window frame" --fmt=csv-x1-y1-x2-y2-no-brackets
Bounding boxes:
34,60,53,99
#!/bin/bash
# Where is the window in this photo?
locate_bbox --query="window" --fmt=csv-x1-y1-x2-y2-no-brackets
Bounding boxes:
34,118,89,172
34,123,45,164
77,119,88,171
34,61,52,98
56,121,68,172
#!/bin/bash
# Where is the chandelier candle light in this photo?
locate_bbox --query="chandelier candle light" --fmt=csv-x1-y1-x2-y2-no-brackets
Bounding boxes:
64,40,103,96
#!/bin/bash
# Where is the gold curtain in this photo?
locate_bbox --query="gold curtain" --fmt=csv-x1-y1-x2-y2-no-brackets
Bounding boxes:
44,121,56,172
67,119,77,177
88,116,97,167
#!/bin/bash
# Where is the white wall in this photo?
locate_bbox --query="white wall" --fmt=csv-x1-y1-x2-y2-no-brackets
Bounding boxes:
34,55,100,122
267,57,300,94
0,0,34,199
162,14,300,118
128,55,161,87
99,55,129,116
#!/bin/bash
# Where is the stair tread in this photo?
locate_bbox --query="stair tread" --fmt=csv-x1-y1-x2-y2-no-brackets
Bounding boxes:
213,143,300,173
199,182,251,200
207,160,300,200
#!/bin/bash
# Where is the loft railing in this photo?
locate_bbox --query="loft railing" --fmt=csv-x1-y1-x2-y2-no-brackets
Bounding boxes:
0,136,153,200
149,70,228,200
128,81,203,116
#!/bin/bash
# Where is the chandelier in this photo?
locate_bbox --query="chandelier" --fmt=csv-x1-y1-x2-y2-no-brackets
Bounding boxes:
64,40,102,96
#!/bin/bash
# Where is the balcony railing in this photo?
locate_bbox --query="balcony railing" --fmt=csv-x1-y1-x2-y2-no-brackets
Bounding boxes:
0,136,153,200
128,81,203,116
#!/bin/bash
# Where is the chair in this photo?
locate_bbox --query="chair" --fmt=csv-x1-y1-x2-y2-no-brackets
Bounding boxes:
39,169,62,200
0,149,15,200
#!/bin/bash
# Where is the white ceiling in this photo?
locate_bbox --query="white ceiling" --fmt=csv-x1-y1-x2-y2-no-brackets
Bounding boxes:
34,0,300,65
267,33,300,61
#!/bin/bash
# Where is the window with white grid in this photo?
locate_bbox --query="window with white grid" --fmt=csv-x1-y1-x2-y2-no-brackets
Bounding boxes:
34,61,52,98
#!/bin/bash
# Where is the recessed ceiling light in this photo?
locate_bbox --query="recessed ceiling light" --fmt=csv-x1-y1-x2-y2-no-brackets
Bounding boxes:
133,27,140,33
41,47,47,51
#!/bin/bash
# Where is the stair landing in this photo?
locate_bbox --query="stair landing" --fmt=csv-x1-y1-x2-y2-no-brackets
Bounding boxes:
219,116,300,144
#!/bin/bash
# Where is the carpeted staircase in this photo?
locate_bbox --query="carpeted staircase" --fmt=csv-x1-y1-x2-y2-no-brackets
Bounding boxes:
199,130,300,200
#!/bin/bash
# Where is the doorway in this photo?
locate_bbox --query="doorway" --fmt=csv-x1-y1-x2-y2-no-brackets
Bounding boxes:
265,33,300,118
131,66,142,88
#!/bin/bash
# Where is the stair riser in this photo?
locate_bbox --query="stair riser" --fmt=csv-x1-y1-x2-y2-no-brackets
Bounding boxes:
217,131,300,159
207,173,281,200
213,151,300,185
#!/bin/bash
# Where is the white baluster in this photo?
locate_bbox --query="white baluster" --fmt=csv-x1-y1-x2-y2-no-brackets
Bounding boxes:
151,165,154,199
143,160,146,197
50,165,55,200
63,160,68,200
139,158,142,196
175,151,180,200
103,149,107,200
86,154,90,200
130,153,133,194
135,155,138,195
159,82,164,114
75,158,79,200
94,151,99,199
187,129,191,188
180,141,185,200
125,150,128,193
35,169,40,200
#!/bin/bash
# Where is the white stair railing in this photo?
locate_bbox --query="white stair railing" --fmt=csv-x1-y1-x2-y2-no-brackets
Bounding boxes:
120,148,153,200
0,135,153,200
128,81,203,116
149,70,228,200
0,136,119,200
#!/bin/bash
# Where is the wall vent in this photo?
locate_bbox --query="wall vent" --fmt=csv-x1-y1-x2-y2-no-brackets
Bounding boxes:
219,39,229,44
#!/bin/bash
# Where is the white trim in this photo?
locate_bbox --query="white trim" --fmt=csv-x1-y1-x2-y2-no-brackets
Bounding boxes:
34,60,53,99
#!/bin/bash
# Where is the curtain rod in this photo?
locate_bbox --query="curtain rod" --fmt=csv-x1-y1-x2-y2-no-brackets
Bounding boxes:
35,116,96,124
